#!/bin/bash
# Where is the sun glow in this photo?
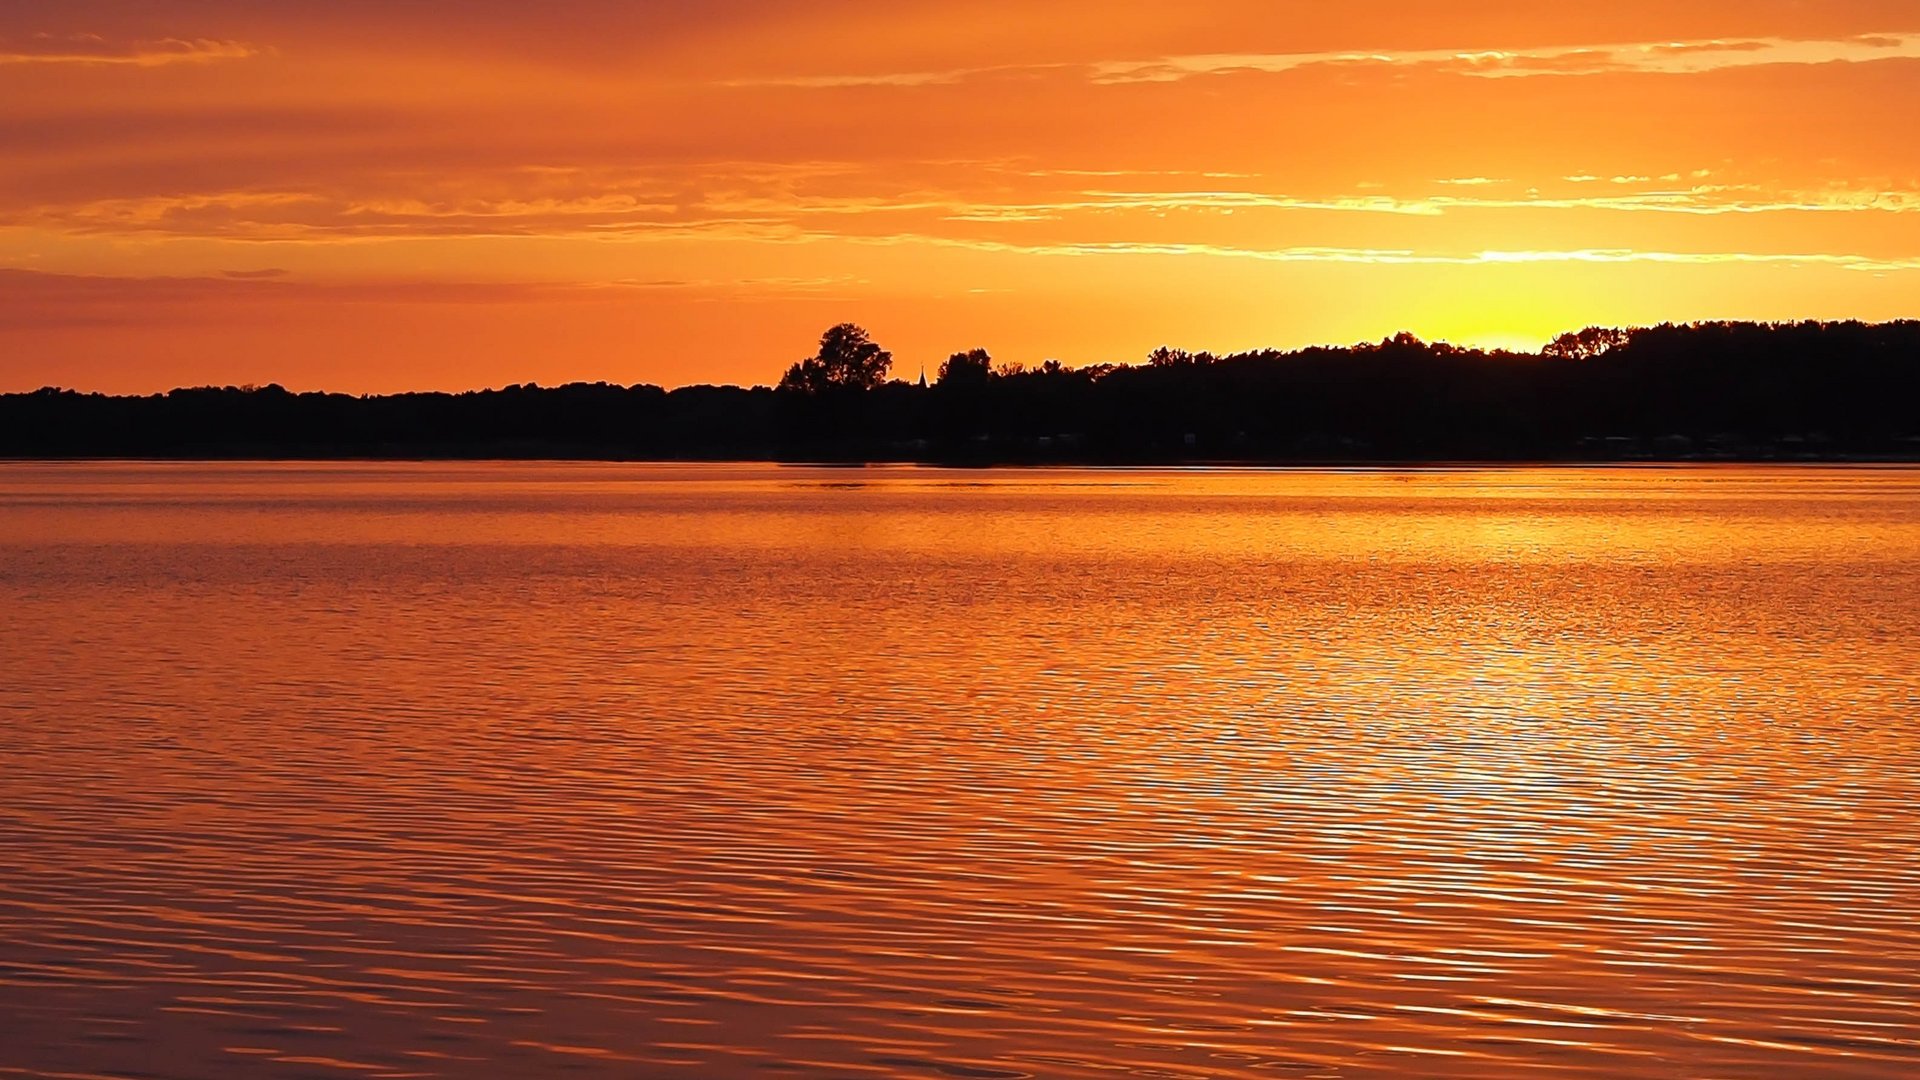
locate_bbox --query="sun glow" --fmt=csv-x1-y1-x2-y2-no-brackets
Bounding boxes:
2,3,1918,392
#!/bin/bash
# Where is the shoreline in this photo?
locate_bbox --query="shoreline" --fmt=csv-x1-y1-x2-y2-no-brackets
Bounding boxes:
5,454,1919,467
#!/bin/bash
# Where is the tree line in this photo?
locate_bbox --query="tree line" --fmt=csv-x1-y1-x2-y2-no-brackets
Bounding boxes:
4,320,1918,461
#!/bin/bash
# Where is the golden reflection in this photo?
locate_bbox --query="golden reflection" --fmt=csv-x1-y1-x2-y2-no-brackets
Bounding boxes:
0,463,1916,1078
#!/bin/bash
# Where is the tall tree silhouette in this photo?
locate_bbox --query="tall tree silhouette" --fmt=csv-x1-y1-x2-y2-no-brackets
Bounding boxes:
937,348,993,387
779,323,893,393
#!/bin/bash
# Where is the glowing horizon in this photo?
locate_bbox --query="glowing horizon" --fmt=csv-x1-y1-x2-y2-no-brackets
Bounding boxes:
5,2,1920,394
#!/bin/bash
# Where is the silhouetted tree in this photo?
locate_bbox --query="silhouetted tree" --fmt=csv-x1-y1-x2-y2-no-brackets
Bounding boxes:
1145,346,1221,367
1545,326,1630,360
938,348,993,387
779,323,893,393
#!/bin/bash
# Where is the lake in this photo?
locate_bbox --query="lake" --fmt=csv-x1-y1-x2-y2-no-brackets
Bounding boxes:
1,462,1917,1079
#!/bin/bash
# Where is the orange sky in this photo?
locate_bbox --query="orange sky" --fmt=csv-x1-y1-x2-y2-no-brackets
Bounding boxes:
4,1,1920,392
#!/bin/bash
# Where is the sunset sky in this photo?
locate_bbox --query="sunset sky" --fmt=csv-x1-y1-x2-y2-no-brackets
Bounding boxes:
5,1,1920,393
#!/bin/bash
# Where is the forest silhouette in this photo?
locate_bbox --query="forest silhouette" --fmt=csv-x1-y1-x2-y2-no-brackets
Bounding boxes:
5,320,1918,462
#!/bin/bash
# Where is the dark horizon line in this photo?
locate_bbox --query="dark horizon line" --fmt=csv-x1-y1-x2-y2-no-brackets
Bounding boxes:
5,318,1917,465
13,317,1918,400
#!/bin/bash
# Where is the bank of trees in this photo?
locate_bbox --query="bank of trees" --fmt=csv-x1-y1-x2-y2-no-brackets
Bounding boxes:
4,319,1917,460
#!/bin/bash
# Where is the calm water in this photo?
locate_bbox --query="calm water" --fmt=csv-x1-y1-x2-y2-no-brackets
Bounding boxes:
2,462,1918,1080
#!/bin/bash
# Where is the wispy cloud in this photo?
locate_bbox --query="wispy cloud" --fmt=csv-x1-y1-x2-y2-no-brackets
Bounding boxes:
1088,32,1920,83
15,175,1920,245
0,34,261,67
720,66,1000,89
0,268,869,304
736,32,1920,89
875,236,1920,272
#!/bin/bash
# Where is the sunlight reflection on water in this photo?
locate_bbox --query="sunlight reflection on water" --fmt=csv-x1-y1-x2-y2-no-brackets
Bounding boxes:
1,463,1917,1079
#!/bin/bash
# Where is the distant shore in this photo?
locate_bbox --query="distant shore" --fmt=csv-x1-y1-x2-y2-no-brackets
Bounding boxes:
6,449,1918,466
7,320,1916,464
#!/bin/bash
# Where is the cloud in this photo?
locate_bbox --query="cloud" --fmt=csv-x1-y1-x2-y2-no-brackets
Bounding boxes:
15,172,1919,245
1088,32,1920,82
739,31,1920,88
0,34,261,67
0,267,557,305
720,66,994,89
0,267,867,306
868,236,1920,272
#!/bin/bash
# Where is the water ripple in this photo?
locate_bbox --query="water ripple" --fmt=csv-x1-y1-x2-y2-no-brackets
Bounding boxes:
1,463,1917,1078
